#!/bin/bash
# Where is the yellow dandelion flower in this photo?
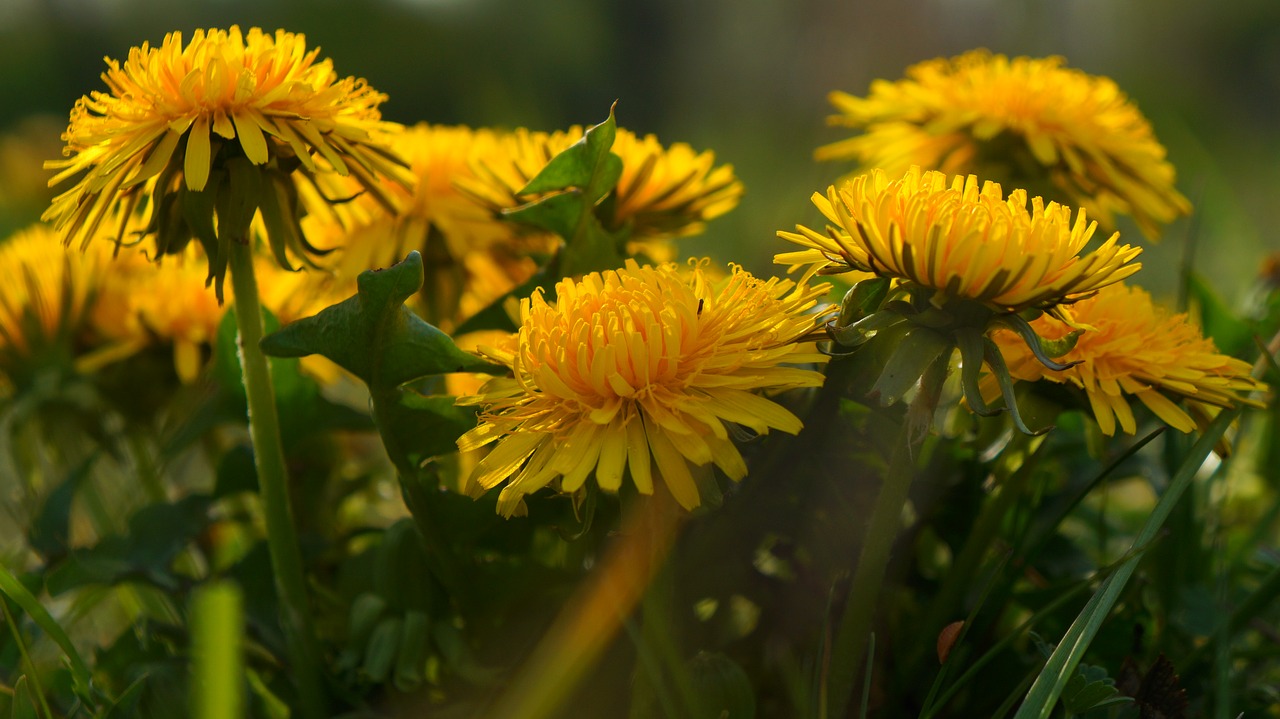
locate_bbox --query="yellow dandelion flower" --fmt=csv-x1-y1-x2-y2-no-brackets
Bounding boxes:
304,123,550,328
42,25,409,293
456,259,832,516
776,167,1142,312
989,282,1267,436
459,126,743,243
92,245,228,382
818,50,1191,239
0,225,100,384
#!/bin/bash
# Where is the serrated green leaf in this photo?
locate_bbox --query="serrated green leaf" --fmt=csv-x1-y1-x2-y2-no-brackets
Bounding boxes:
520,105,621,203
260,251,500,387
1061,664,1124,715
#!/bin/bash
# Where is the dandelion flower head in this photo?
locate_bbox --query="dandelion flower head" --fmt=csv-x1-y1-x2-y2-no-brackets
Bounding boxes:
0,225,99,384
818,50,1191,239
304,123,548,328
989,282,1267,435
91,245,228,383
459,126,743,245
776,167,1142,312
456,259,832,516
43,26,409,290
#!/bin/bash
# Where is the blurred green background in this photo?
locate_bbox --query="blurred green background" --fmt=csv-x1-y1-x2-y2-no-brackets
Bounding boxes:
2,0,1277,299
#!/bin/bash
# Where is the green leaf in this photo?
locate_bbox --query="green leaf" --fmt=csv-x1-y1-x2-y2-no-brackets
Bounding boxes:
0,565,94,702
45,495,212,595
519,104,621,203
1187,272,1255,355
347,593,388,650
10,676,38,719
503,107,627,279
1013,408,1239,719
28,453,98,560
394,610,431,691
837,277,891,327
213,444,258,498
869,326,953,406
213,308,373,449
378,389,480,469
100,675,149,719
363,616,403,683
373,519,435,614
260,251,500,387
688,652,756,719
1060,664,1127,716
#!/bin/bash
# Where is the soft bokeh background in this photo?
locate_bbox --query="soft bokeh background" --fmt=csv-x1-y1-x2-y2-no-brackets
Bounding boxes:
2,0,1277,299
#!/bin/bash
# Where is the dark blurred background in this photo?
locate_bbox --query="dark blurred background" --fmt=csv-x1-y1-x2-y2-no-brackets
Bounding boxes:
3,0,1277,300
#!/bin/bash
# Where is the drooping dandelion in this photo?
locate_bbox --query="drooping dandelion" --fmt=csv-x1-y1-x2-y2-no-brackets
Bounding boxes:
818,50,1191,239
456,259,832,516
43,25,410,296
90,244,226,383
988,282,1267,436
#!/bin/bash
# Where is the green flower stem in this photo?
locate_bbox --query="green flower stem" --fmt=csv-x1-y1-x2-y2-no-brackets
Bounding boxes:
191,582,245,719
227,240,324,719
826,416,918,719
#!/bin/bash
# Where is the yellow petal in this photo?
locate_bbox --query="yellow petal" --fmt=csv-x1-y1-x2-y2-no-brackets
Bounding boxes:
184,115,212,191
233,111,270,165
594,420,629,492
627,415,653,495
1136,390,1197,433
646,420,699,510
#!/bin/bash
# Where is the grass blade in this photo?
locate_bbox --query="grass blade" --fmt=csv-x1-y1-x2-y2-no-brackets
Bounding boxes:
0,563,93,701
1013,407,1239,719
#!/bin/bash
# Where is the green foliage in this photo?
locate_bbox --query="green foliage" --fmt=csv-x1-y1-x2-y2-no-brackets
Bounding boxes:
261,250,501,478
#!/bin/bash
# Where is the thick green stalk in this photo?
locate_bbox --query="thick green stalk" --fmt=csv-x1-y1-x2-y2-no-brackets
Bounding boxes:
826,417,917,719
191,582,245,719
227,241,324,719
